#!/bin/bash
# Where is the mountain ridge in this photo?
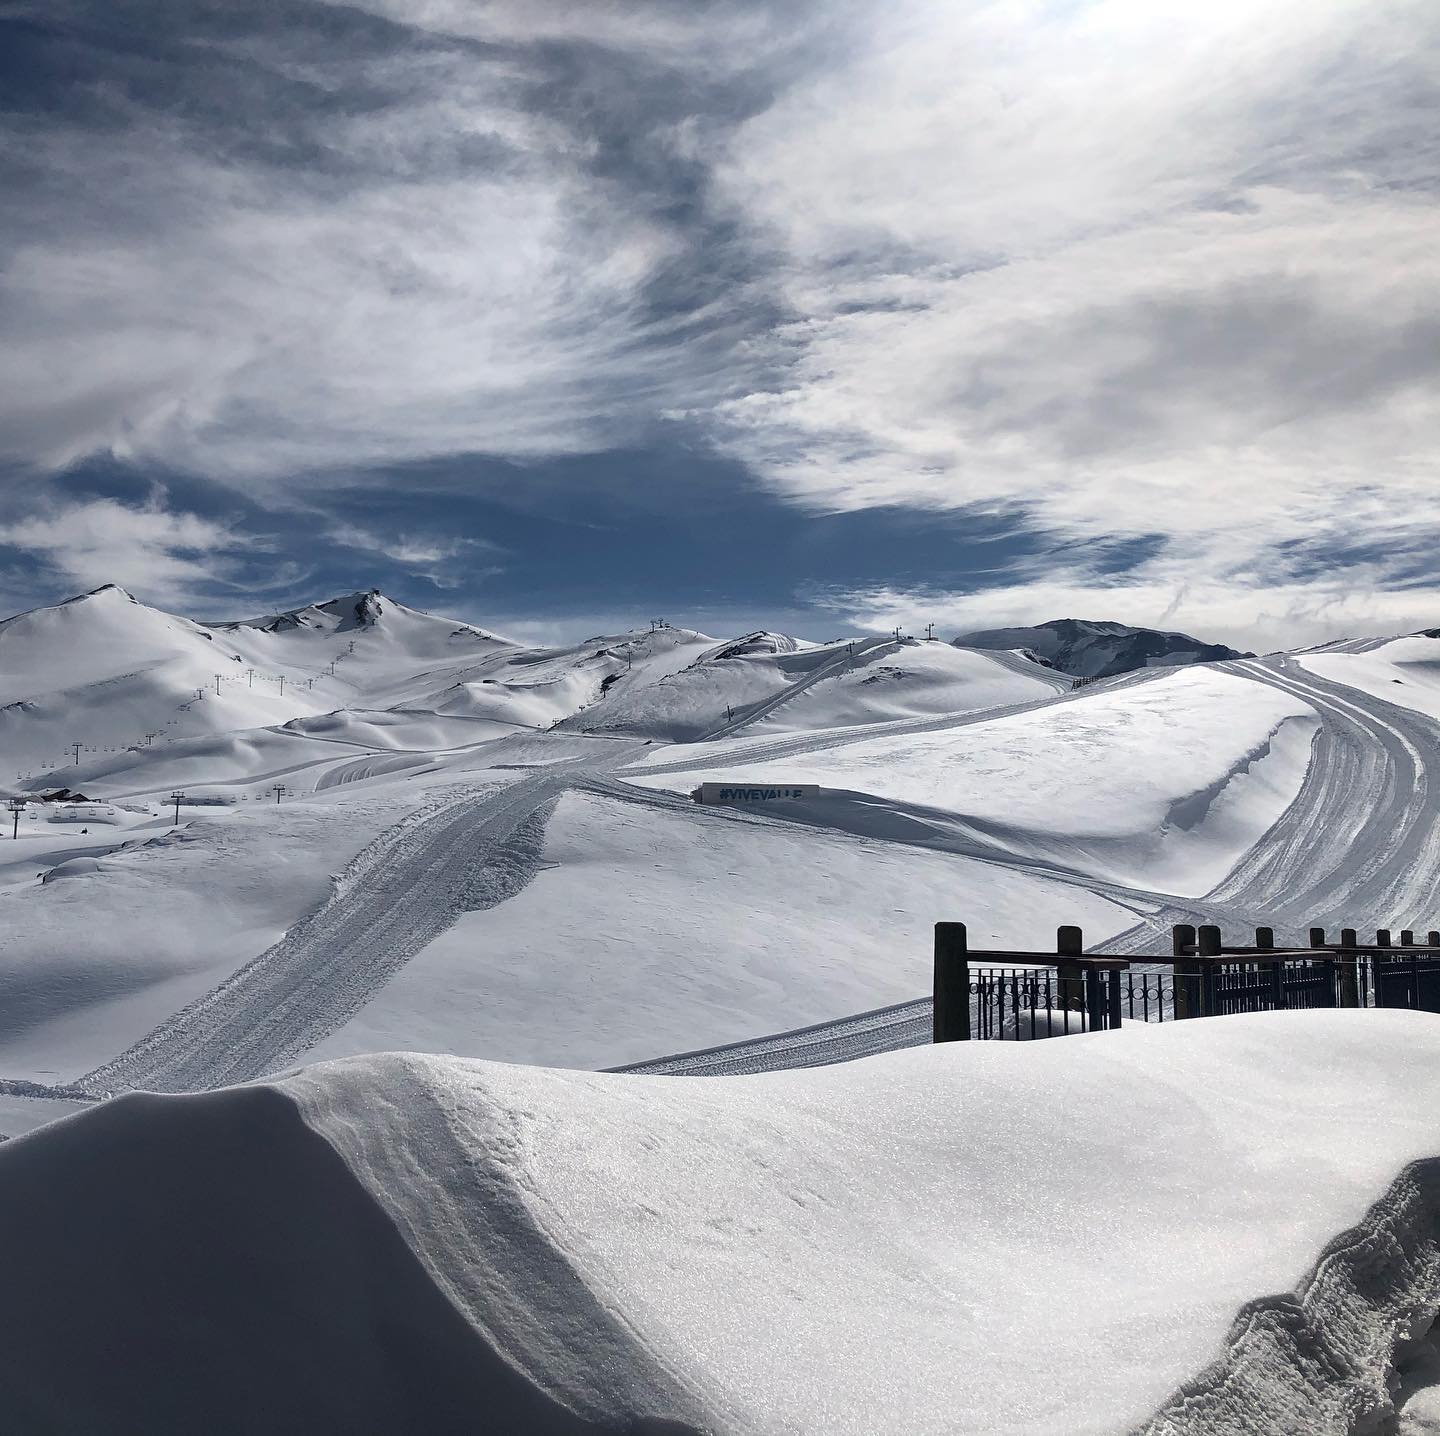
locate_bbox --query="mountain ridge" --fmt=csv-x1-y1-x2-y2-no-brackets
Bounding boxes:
954,617,1252,680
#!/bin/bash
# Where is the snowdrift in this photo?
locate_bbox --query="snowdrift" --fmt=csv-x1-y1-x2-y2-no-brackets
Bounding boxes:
635,666,1318,895
1299,633,1440,724
5,1010,1440,1434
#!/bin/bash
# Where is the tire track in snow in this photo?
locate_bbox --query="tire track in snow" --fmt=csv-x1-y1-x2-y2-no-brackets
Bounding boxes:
1102,656,1440,952
623,656,1440,1074
82,750,641,1095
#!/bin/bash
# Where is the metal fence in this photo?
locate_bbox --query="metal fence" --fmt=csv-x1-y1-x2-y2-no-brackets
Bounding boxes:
970,966,1122,1040
935,922,1440,1042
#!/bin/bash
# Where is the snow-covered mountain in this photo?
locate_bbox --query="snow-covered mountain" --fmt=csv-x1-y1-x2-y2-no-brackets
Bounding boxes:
2,579,1439,1436
2,582,1435,1095
0,587,1064,790
953,617,1249,680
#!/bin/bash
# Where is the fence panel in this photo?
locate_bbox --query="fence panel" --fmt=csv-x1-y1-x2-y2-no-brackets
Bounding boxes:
969,967,1119,1040
1373,956,1440,1014
937,924,1440,1042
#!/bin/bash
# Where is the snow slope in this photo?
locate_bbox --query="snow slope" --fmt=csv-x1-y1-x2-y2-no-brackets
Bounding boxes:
743,640,1066,733
1298,632,1440,724
4,581,1439,1096
5,587,954,788
0,585,340,781
0,586,521,787
302,785,1134,1071
633,666,1319,895
4,1010,1440,1434
0,782,441,1082
428,624,721,731
639,654,1440,1076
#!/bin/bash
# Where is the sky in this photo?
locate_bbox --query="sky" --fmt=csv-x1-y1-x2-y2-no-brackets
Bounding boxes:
1,0,1437,648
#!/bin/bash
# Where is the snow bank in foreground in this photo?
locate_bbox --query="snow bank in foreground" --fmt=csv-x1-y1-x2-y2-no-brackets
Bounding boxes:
4,1010,1440,1434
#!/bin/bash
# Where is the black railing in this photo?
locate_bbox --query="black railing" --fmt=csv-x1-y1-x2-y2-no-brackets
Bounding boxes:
970,966,1122,1040
935,922,1440,1042
1368,953,1440,1013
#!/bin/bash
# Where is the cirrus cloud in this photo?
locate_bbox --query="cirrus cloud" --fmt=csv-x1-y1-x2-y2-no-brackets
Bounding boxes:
707,0,1440,628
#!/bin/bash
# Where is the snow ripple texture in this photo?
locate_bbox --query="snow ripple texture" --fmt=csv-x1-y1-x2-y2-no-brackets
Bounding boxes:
1139,1159,1440,1435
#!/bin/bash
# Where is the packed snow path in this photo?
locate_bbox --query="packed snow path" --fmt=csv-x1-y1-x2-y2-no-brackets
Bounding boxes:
695,635,899,739
82,747,644,1094
635,664,1156,777
1107,656,1440,947
622,656,1440,1074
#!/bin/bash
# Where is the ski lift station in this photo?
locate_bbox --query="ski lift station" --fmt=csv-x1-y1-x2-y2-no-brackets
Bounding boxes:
691,782,821,805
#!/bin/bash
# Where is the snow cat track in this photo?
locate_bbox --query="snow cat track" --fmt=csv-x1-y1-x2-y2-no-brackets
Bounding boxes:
622,657,1440,1075
81,747,644,1094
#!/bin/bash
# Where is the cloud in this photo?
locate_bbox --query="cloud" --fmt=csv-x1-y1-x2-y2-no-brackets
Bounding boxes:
822,572,1440,654
3,0,1438,644
706,0,1440,627
0,0,790,484
326,521,487,567
325,520,503,587
0,493,255,604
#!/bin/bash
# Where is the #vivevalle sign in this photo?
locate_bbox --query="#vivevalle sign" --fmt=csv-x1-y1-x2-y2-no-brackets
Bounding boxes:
694,782,820,804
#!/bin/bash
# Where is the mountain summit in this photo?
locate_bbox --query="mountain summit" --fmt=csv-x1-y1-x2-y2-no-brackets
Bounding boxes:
216,589,398,636
953,618,1249,680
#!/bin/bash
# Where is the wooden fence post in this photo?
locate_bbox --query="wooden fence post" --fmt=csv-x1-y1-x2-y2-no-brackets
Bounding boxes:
933,922,970,1043
1309,927,1327,949
1338,928,1360,1008
1057,925,1085,1015
1254,926,1284,1007
1196,926,1222,1014
1173,923,1198,1019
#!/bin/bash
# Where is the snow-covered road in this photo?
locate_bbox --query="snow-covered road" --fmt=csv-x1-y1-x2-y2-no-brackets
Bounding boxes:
80,746,644,1094
1105,656,1440,947
621,656,1440,1074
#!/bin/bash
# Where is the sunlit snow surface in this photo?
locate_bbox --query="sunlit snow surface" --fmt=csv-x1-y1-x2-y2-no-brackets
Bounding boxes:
1299,633,1440,724
631,666,1319,893
3,1010,1440,1433
2,589,1437,1092
3,590,1440,1430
